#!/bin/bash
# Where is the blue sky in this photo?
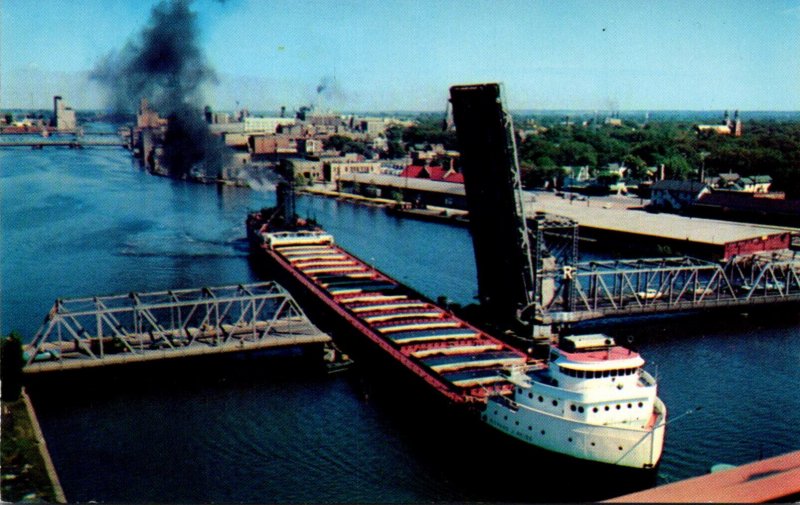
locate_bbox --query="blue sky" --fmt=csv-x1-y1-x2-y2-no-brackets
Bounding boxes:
2,0,799,112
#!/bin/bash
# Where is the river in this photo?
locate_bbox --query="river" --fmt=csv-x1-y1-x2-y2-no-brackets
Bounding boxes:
1,127,798,502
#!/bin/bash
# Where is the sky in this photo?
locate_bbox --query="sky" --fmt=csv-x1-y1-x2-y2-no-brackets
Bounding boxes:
2,0,799,112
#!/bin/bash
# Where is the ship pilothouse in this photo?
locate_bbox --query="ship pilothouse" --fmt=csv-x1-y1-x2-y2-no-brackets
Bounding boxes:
483,334,666,469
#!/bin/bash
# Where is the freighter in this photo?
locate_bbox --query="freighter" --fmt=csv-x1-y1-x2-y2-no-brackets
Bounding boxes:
246,193,666,470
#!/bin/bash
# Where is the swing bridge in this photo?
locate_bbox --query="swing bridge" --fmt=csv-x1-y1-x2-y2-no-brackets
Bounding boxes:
21,282,333,373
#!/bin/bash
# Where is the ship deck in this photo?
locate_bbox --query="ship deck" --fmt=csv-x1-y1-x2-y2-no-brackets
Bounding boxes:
264,240,529,403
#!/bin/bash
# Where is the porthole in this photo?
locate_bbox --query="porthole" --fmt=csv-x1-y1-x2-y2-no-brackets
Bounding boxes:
540,430,545,435
592,407,598,413
570,405,576,412
591,442,596,447
528,426,532,431
517,388,522,394
618,446,624,451
638,402,644,408
627,403,632,409
578,406,585,413
503,415,507,420
538,396,544,402
528,393,533,399
616,404,621,410
552,400,558,407
515,420,519,426
604,405,610,411
494,410,498,415
568,437,573,442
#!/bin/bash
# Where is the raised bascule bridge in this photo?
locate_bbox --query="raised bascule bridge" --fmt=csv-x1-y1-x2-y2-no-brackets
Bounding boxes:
448,83,800,338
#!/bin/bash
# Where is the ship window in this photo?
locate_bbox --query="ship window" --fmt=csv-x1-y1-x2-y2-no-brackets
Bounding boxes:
577,370,585,378
528,426,532,431
570,405,576,412
618,446,624,451
611,369,618,377
603,370,610,378
540,430,545,435
591,442,596,447
515,421,519,425
552,400,558,407
592,407,598,413
627,403,632,409
528,393,533,399
538,396,543,402
568,437,573,442
604,405,610,411
638,402,644,408
578,406,585,413
616,404,621,410
518,388,522,394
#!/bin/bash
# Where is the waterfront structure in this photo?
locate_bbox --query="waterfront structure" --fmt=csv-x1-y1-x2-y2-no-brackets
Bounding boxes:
337,172,467,209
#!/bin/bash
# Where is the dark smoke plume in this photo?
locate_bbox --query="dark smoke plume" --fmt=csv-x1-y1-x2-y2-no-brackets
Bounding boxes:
91,0,225,179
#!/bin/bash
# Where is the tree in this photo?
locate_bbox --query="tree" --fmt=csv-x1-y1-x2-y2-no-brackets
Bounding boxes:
622,154,647,179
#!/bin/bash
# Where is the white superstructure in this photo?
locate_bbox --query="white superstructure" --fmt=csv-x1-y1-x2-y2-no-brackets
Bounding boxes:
483,334,666,469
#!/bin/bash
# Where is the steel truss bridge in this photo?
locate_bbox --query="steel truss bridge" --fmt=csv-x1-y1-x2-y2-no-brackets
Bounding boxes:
538,250,800,324
23,282,332,373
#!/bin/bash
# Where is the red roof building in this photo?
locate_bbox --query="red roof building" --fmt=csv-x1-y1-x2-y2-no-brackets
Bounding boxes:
399,165,464,184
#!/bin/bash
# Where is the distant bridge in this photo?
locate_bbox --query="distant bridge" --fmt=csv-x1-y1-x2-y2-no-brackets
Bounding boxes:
0,140,126,148
23,282,332,374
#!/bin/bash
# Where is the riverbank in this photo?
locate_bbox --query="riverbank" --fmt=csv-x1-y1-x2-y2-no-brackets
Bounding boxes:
1,390,66,503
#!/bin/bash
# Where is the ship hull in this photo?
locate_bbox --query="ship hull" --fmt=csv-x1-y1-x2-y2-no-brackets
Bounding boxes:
483,395,665,470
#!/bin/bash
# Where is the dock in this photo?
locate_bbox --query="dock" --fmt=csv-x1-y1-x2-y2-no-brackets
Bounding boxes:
22,282,333,374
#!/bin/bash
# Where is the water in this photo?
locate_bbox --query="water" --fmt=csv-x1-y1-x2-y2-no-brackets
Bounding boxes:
2,129,799,502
